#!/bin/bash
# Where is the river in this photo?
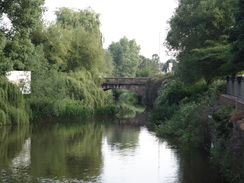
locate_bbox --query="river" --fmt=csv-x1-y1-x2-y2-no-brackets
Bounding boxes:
0,113,226,183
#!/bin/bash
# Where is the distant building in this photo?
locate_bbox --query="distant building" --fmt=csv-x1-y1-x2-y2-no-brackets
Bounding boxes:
6,71,31,94
168,63,173,73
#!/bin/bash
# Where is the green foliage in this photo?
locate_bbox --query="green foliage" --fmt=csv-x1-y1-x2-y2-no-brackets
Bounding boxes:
102,50,115,77
0,4,116,121
156,102,204,145
136,55,160,77
67,26,104,73
147,104,179,130
166,0,237,83
110,89,144,118
146,60,242,182
0,0,45,72
0,77,29,125
38,24,71,69
228,0,244,73
147,77,226,145
26,8,114,119
210,106,244,183
212,106,234,138
66,71,105,108
136,67,151,77
29,97,116,119
31,66,67,100
29,98,91,118
29,70,109,118
108,37,142,77
55,7,101,33
0,0,45,35
30,7,106,75
94,105,117,116
145,73,173,108
155,80,190,106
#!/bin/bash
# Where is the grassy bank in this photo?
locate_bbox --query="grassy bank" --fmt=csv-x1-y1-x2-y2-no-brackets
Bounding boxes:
28,97,116,119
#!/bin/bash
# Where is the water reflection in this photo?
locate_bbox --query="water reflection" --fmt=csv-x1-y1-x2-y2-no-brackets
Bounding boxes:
30,121,105,182
101,127,179,183
0,116,226,183
0,125,31,182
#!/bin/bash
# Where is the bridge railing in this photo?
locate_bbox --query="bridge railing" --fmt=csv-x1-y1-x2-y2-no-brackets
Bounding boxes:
226,76,244,99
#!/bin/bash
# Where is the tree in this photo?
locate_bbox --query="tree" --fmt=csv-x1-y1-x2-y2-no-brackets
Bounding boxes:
102,49,114,77
0,0,45,73
55,7,101,34
229,0,244,73
166,0,237,83
31,8,105,74
108,37,141,77
136,54,159,77
0,0,45,35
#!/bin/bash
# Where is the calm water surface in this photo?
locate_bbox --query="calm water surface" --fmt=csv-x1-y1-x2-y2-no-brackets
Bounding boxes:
0,115,225,183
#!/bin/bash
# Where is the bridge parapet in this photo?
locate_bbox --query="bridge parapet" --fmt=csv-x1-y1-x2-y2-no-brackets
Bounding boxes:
102,77,148,97
104,77,148,85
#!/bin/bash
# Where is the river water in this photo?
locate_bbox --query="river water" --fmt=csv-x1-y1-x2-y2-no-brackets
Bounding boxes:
0,113,226,183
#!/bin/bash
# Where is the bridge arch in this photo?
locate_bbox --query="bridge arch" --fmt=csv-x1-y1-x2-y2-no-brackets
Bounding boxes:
102,77,148,97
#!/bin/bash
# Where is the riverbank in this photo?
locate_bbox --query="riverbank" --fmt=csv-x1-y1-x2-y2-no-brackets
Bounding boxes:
0,116,228,183
145,74,244,183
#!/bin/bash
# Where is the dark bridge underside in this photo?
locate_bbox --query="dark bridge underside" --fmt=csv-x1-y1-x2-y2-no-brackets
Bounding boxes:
102,77,148,97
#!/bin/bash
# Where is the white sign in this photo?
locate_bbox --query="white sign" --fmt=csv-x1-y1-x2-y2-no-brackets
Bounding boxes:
6,71,31,94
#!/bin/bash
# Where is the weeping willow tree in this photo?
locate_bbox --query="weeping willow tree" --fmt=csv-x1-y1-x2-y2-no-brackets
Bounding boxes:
66,70,106,108
0,77,29,125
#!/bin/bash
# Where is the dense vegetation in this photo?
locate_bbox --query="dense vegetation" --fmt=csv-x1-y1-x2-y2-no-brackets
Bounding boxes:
0,77,29,125
0,2,157,122
0,0,243,181
146,0,244,182
166,0,243,83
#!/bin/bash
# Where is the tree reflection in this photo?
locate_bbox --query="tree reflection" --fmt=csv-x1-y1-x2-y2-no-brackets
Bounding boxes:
30,120,105,181
105,125,140,152
0,125,31,182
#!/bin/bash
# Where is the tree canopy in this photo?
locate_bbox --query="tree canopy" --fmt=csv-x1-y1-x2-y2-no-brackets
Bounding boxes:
108,37,141,77
0,0,45,73
229,0,244,72
166,0,238,83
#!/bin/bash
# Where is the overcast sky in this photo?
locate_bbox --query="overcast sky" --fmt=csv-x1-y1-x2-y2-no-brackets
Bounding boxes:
44,0,178,62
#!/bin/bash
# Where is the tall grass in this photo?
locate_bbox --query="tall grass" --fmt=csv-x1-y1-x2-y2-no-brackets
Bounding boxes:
29,98,116,119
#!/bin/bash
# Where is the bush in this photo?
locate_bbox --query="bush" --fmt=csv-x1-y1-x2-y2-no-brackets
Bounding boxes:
145,73,172,108
147,104,179,130
156,102,204,145
147,78,226,145
29,97,117,119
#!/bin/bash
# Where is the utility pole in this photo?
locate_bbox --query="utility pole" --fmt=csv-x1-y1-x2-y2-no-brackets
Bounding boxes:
159,32,161,63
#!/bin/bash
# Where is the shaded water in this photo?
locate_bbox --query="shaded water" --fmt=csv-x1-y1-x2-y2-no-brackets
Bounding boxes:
0,114,226,183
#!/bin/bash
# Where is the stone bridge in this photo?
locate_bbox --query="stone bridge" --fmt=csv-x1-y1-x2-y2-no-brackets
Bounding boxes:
102,77,148,97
